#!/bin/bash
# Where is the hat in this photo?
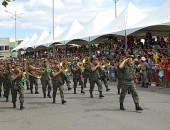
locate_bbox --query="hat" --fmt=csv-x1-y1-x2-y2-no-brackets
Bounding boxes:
141,57,146,61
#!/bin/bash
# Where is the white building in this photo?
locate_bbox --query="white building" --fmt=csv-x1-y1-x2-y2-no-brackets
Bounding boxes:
0,38,18,59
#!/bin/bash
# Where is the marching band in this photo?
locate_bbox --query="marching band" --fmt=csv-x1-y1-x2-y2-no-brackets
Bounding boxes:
0,56,112,110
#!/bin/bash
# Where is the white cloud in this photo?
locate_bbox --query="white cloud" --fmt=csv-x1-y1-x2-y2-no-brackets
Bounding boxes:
0,0,165,39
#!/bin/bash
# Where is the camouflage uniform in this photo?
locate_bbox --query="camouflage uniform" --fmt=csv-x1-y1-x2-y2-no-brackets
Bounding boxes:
117,63,124,94
0,73,4,97
51,68,66,104
40,66,52,98
11,69,24,109
140,62,148,88
3,66,12,101
72,62,84,94
29,71,39,94
83,63,90,88
89,63,104,98
99,67,110,91
22,65,30,90
119,62,143,111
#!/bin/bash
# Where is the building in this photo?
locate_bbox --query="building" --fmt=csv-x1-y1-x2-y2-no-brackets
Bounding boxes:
0,38,18,59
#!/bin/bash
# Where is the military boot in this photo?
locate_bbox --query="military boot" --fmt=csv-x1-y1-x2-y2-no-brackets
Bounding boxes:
43,93,46,98
128,89,131,94
13,102,16,108
0,92,1,97
135,103,143,111
27,86,30,90
53,98,56,104
31,89,33,94
6,96,8,102
68,85,72,91
90,92,93,98
106,87,110,92
35,91,39,94
47,92,51,98
62,100,67,104
118,89,120,95
20,103,25,110
99,91,104,98
81,87,85,94
74,88,77,94
120,103,125,110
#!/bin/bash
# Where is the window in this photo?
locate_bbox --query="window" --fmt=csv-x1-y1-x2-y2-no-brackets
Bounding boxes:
5,46,9,50
0,46,4,51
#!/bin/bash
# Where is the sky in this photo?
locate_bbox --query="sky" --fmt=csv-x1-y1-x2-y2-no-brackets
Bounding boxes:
0,0,165,40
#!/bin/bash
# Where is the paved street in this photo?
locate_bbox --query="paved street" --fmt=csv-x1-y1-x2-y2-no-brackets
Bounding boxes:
0,81,170,130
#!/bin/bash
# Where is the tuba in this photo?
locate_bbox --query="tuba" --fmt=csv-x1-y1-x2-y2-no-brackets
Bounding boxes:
77,62,85,73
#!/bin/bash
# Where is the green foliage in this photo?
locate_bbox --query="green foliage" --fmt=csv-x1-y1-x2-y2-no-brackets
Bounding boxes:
2,0,15,7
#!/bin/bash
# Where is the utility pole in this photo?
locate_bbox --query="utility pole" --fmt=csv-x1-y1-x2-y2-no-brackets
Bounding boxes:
113,0,119,18
5,10,23,57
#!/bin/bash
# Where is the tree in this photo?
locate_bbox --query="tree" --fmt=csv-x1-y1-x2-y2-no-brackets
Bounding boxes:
2,0,15,7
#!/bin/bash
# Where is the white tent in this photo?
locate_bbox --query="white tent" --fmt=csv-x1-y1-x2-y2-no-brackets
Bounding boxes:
70,9,115,42
36,25,64,48
24,30,50,50
94,3,147,37
12,36,30,51
132,0,170,29
51,19,83,45
20,33,38,50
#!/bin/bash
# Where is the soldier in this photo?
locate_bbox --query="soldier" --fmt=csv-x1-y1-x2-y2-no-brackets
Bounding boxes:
99,57,110,91
0,62,4,97
82,56,90,88
89,57,104,98
51,63,67,104
29,68,40,94
40,60,52,98
72,58,85,94
61,60,72,91
22,59,30,90
117,56,125,94
140,57,149,88
3,62,13,102
11,64,25,110
119,56,143,111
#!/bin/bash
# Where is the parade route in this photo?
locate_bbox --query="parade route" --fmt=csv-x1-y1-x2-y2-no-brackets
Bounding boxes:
0,82,170,130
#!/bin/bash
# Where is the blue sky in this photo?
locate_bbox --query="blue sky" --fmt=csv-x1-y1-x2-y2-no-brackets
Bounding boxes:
0,0,165,40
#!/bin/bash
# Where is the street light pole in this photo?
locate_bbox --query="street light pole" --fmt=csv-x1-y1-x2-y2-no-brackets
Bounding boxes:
113,0,119,18
52,0,55,58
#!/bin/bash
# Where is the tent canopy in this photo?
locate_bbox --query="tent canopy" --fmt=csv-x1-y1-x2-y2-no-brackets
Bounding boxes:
12,36,30,52
25,30,50,50
36,25,64,48
51,19,83,45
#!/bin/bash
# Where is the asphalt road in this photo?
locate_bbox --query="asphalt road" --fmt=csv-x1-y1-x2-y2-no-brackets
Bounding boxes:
0,81,170,130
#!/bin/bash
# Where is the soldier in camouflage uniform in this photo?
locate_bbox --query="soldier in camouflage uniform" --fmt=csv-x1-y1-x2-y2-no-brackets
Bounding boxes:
89,57,104,98
117,56,125,94
119,56,143,111
11,64,25,110
99,57,110,91
22,60,30,90
29,70,39,94
0,62,4,97
3,62,13,102
61,60,72,91
140,57,149,88
51,63,67,104
82,56,90,88
40,60,52,98
72,58,85,94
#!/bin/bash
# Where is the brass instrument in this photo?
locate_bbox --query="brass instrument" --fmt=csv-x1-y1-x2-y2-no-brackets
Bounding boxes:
60,61,72,77
77,62,85,73
28,65,41,79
